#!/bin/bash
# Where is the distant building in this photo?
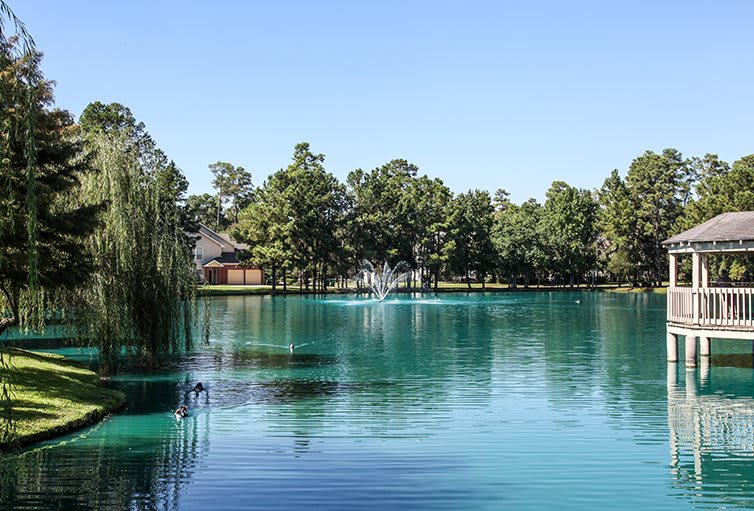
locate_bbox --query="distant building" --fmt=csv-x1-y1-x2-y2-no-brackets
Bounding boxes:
193,224,263,285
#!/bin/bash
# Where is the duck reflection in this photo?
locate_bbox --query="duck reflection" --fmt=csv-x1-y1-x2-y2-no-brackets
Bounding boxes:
667,363,754,507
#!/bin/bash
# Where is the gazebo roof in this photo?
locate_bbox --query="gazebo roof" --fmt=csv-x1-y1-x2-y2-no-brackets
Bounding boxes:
663,212,754,245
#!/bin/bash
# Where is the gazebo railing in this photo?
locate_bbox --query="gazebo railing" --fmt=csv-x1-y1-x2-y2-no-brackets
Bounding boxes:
668,287,693,324
701,288,754,327
669,287,754,327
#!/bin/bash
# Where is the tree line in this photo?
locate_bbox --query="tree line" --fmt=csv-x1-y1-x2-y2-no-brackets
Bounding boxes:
188,144,754,292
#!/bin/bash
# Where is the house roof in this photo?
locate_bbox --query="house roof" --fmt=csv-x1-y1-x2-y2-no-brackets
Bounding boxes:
198,224,249,251
218,231,250,251
663,212,754,245
198,224,228,248
203,253,240,266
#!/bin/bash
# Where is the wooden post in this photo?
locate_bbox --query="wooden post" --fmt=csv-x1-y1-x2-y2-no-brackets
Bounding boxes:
666,332,678,362
685,335,697,368
699,336,710,357
669,253,678,287
692,252,700,325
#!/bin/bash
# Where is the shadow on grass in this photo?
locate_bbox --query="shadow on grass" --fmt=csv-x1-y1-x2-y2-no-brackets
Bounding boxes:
7,399,57,422
2,349,126,450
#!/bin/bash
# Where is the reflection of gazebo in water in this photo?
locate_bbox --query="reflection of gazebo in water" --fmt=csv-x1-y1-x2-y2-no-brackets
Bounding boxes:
667,368,754,506
663,212,754,367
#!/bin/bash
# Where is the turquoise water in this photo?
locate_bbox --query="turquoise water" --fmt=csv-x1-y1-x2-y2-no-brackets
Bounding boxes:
3,292,754,510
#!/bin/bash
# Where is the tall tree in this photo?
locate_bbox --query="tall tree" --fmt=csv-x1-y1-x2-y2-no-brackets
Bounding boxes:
185,193,218,228
208,161,253,227
283,143,348,290
235,143,348,292
597,169,637,284
541,181,597,286
447,189,496,288
411,176,452,289
78,108,202,370
493,197,545,288
625,149,688,286
347,159,419,267
79,101,168,175
680,154,754,229
233,185,287,293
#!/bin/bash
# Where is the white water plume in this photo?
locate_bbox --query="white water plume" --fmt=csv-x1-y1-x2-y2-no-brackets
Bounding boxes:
355,260,411,301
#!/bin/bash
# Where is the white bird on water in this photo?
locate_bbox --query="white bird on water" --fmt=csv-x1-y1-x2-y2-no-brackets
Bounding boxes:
575,299,581,304
254,341,312,351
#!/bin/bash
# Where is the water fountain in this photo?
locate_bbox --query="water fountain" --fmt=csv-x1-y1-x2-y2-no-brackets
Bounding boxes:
355,260,411,301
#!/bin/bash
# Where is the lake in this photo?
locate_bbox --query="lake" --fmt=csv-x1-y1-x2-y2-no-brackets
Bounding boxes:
3,292,754,510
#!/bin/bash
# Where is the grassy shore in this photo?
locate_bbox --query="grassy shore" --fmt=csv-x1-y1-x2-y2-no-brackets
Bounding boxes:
1,349,125,450
605,285,668,294
198,282,659,296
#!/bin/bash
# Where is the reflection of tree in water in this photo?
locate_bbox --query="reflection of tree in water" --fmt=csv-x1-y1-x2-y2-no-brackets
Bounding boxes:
667,366,754,508
0,409,210,510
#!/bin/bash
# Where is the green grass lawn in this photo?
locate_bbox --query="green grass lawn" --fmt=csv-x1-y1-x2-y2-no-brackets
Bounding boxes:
605,285,668,294
198,284,274,296
1,349,125,449
198,281,637,295
199,284,358,296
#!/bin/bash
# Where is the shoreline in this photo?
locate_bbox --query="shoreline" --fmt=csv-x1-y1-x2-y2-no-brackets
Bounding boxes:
199,284,668,297
0,349,125,451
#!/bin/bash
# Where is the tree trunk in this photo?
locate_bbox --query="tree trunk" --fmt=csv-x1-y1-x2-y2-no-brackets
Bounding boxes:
0,287,19,336
0,317,15,337
271,263,277,295
216,194,222,229
283,267,287,291
465,253,471,290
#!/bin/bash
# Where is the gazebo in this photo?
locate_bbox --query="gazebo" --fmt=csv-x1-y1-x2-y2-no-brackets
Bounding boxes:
663,212,754,368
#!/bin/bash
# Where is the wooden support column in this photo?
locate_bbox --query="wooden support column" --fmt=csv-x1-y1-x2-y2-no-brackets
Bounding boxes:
692,252,700,325
669,253,678,288
699,336,710,357
685,335,697,368
666,332,678,362
700,254,709,288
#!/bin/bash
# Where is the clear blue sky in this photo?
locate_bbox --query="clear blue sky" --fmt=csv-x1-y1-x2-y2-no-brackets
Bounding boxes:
12,1,754,202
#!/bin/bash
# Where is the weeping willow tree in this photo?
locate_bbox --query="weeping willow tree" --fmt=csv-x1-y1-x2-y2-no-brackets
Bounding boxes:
0,7,102,445
76,130,202,372
0,0,37,449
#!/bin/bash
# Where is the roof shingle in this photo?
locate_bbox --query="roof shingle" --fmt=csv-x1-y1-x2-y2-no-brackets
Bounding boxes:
663,212,754,244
